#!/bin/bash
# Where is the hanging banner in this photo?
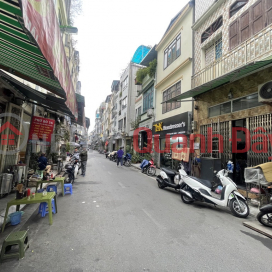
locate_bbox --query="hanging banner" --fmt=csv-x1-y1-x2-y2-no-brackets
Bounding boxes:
20,0,78,118
172,147,190,162
28,117,55,145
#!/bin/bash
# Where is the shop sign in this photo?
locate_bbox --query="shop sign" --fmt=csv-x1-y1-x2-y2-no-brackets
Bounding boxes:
152,112,191,137
28,117,55,145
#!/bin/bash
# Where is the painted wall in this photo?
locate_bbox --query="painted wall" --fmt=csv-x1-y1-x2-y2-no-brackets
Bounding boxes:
155,5,193,122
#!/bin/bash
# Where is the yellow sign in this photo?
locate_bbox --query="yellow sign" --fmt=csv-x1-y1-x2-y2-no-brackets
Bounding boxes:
153,122,163,132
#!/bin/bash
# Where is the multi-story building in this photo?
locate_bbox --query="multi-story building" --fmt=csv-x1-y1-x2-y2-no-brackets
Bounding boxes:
169,0,272,186
109,80,119,151
152,2,194,168
114,46,151,150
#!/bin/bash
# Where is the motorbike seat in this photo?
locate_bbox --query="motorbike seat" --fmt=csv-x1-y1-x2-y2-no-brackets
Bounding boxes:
191,177,212,189
161,168,176,176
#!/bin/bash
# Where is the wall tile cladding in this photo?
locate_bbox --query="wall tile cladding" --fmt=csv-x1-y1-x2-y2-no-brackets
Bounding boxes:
194,0,256,74
195,0,215,21
193,66,272,134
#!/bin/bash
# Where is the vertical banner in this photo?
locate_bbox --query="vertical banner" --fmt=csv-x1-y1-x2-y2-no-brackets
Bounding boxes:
28,117,55,145
20,0,78,119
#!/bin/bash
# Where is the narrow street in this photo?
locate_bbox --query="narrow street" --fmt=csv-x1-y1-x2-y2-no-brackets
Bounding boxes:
1,151,272,272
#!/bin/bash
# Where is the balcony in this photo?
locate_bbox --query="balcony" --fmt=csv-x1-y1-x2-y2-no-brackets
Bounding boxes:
192,25,272,89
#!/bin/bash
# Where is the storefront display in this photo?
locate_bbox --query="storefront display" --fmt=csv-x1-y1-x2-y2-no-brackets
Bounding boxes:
152,112,191,169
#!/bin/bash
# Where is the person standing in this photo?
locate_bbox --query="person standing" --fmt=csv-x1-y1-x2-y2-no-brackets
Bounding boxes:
80,147,88,177
117,147,124,167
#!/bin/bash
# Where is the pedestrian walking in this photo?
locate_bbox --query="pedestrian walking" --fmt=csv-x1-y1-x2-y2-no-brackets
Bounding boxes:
117,147,124,166
80,147,88,177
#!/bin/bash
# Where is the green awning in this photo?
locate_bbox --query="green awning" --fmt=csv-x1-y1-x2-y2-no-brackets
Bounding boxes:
166,58,272,102
0,70,73,116
76,93,85,106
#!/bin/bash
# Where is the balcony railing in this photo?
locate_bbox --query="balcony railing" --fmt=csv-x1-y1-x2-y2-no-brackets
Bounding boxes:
192,25,272,89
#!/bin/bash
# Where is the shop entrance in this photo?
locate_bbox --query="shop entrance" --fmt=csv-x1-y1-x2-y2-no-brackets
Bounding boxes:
232,119,247,186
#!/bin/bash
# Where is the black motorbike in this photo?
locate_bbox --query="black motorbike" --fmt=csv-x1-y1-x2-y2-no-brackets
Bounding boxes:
63,160,79,184
156,164,181,190
257,198,272,227
105,151,110,159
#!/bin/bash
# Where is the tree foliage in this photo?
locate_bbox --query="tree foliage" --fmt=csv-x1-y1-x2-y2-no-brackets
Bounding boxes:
136,59,157,84
69,0,82,26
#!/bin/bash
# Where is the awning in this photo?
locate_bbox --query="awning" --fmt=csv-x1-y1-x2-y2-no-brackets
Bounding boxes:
75,93,86,127
0,0,78,118
165,58,272,102
0,70,73,116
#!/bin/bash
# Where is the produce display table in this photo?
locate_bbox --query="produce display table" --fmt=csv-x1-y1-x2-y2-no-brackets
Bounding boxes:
35,177,65,196
1,192,57,233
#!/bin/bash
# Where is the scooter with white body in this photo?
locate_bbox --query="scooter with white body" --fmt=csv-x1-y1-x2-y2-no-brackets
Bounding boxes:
179,167,249,218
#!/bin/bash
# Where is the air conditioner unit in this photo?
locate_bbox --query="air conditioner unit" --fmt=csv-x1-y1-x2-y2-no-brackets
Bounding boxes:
147,109,154,117
258,81,272,102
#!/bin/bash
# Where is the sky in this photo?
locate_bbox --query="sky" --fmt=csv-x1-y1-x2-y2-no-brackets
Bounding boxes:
74,0,188,130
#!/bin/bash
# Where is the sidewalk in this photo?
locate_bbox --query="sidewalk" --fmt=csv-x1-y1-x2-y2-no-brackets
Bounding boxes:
0,163,68,231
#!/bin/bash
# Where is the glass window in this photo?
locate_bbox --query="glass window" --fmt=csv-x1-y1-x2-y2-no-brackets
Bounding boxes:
215,38,222,60
220,102,231,115
164,34,181,69
209,105,220,117
143,86,154,112
232,93,261,112
230,1,248,17
162,82,181,114
201,17,223,43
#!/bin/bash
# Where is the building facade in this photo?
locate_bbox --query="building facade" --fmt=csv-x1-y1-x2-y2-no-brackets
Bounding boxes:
153,1,194,168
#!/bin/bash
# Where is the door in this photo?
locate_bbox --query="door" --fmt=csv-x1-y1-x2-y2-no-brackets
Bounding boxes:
232,119,247,186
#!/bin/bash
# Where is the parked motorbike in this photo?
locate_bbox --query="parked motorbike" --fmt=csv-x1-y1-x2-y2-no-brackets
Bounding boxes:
123,153,132,167
140,159,156,176
178,166,249,218
63,160,78,184
109,151,117,162
156,164,182,190
257,198,272,227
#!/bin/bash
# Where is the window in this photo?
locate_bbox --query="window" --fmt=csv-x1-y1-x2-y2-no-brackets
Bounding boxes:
209,93,261,117
122,77,128,90
230,1,248,17
143,85,154,112
232,93,261,112
118,120,123,131
124,117,126,129
138,106,141,116
229,0,271,50
162,82,181,114
205,38,222,67
122,97,127,109
164,34,181,69
201,17,223,43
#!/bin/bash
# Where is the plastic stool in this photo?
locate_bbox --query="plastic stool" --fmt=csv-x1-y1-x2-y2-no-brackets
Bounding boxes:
38,199,56,217
36,170,43,179
47,185,57,195
64,183,73,195
0,230,29,261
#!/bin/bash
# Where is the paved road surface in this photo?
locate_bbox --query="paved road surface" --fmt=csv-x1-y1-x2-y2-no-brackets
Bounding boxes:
1,151,272,272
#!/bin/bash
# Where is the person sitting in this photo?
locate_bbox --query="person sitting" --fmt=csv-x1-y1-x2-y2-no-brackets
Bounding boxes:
38,153,51,176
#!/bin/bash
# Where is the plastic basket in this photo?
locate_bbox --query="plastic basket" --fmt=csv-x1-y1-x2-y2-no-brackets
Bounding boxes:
9,211,22,226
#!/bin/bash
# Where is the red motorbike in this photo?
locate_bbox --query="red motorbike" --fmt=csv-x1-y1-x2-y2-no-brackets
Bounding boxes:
142,158,156,176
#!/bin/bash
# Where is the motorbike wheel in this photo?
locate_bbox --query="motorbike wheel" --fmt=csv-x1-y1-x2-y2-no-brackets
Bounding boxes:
181,193,194,204
147,167,156,176
157,180,165,189
63,173,73,184
229,198,249,218
257,211,272,227
125,159,131,167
